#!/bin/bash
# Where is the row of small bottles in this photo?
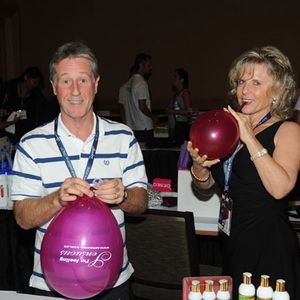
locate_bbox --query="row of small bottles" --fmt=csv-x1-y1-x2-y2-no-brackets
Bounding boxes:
239,272,290,300
188,278,230,300
187,273,290,300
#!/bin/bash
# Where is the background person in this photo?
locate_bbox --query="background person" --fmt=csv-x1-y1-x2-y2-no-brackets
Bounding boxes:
0,66,49,143
187,46,300,299
125,53,157,145
0,108,19,154
12,41,148,300
165,68,192,146
118,67,134,126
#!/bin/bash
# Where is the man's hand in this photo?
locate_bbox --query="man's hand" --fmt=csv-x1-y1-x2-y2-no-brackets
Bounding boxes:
93,179,126,205
57,177,94,207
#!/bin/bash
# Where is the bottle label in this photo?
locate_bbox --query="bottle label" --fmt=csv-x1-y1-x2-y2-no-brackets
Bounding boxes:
239,295,255,300
0,184,4,198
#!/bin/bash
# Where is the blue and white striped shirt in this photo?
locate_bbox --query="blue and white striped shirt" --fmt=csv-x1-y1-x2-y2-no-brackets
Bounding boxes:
11,113,148,291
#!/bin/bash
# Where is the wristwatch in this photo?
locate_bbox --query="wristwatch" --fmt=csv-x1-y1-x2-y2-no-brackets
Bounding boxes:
123,190,128,202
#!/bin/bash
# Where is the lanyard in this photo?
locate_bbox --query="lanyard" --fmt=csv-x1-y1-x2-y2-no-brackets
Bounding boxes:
54,116,99,180
223,112,271,193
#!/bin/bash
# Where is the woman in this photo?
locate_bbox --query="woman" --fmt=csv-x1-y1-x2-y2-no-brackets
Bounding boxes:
166,68,191,146
187,46,300,299
0,66,46,143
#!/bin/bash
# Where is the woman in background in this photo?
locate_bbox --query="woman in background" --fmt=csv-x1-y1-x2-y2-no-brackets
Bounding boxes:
0,66,47,143
187,46,300,299
166,68,191,146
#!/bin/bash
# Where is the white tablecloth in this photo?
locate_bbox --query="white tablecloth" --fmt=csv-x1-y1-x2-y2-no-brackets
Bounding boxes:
0,291,64,300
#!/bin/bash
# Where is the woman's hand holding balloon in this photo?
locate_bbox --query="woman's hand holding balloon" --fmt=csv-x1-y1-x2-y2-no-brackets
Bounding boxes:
188,141,220,168
226,105,255,145
93,178,125,205
187,141,219,185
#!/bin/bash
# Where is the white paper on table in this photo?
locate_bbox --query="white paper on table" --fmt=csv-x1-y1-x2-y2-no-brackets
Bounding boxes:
5,111,17,134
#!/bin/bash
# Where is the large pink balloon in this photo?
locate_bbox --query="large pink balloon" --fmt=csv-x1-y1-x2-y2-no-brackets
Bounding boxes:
41,195,123,299
190,109,240,159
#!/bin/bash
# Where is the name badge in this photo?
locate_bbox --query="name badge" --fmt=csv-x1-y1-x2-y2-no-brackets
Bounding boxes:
218,193,233,236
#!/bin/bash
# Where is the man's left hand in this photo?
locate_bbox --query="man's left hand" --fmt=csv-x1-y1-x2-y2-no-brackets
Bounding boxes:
93,179,125,205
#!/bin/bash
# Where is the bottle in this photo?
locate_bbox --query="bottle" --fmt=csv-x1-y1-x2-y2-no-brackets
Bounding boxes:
202,279,216,300
238,272,255,300
1,147,12,209
188,279,202,300
272,279,290,300
6,168,13,209
256,275,273,300
174,100,181,111
0,169,7,209
216,279,230,300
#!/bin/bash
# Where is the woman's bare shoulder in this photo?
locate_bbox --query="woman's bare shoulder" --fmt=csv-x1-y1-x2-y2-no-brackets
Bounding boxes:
279,120,300,132
275,120,300,143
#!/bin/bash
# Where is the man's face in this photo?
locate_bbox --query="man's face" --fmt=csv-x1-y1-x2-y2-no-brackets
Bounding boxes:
51,57,99,122
141,59,152,80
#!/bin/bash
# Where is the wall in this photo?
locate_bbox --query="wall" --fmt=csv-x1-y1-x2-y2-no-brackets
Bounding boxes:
1,0,300,111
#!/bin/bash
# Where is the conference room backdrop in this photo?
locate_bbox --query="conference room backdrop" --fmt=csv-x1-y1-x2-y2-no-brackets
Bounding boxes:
1,0,300,111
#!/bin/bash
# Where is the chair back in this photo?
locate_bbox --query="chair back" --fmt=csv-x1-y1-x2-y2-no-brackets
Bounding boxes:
125,209,199,299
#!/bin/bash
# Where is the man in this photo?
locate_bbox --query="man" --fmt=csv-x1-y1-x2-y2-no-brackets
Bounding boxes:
118,68,134,127
12,41,148,299
124,53,156,144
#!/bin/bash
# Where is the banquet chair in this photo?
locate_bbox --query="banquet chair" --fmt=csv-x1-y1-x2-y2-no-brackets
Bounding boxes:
125,209,199,300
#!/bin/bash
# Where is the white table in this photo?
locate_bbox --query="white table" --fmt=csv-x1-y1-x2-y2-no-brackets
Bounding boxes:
0,291,64,300
150,201,219,236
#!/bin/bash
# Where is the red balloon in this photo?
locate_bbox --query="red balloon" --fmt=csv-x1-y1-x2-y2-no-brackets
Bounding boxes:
41,194,123,299
190,109,240,159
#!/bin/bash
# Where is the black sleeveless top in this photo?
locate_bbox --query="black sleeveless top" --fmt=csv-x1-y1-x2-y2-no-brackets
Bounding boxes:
212,121,300,300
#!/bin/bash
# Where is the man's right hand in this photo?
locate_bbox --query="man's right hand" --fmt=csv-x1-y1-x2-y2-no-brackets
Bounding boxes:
57,177,94,207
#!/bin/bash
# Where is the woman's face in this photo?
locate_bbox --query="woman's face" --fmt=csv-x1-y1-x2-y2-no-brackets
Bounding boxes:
236,63,274,117
25,76,40,90
172,71,182,89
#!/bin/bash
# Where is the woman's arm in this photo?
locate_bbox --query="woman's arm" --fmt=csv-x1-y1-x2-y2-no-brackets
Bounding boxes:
180,89,192,114
187,141,220,190
249,122,300,199
167,90,192,116
228,106,300,199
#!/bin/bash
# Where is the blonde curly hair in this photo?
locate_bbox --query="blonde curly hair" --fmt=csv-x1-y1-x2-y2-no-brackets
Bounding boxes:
228,46,296,120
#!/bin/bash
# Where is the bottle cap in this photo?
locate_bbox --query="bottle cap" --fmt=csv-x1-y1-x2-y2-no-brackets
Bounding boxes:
205,279,214,292
275,279,286,292
191,280,200,292
243,272,252,284
219,279,228,291
260,275,270,287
